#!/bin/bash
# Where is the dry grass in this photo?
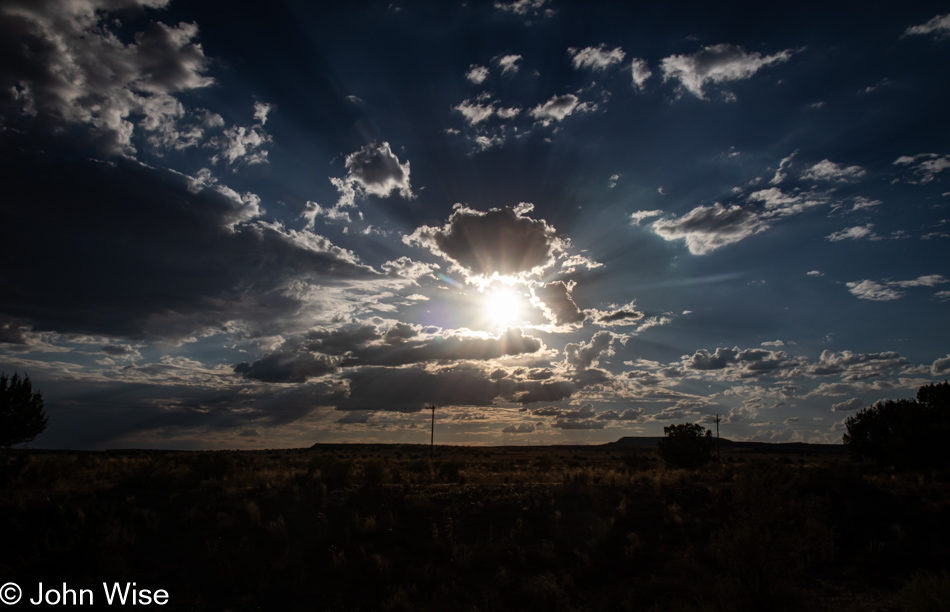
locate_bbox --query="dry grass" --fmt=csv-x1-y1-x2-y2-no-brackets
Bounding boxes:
2,447,948,611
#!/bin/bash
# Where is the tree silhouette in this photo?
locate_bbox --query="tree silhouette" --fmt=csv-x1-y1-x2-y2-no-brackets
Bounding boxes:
658,422,714,468
843,381,950,471
0,372,48,448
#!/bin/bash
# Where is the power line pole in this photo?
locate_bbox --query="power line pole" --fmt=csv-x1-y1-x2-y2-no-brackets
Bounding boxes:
427,404,436,457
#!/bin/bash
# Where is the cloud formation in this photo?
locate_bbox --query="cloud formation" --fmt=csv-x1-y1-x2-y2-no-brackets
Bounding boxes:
660,43,794,99
406,203,563,280
569,44,626,71
652,203,768,254
903,13,950,38
0,0,217,156
0,138,376,340
332,142,413,207
530,94,592,125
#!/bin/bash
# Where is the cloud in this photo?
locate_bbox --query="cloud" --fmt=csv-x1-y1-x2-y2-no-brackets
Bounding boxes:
0,140,377,340
630,58,652,90
235,326,547,381
455,95,521,126
630,210,663,226
651,203,769,254
532,281,586,327
569,44,626,71
0,0,217,156
801,159,867,182
826,224,881,242
234,351,337,383
497,55,522,74
933,354,950,376
831,397,867,412
466,64,489,84
893,153,950,184
502,422,536,433
808,350,907,380
903,13,950,39
494,0,553,18
209,120,272,167
807,270,824,277
331,142,413,207
596,408,643,421
551,419,605,430
530,94,593,125
846,280,903,301
338,362,575,412
591,302,645,327
846,275,948,301
405,203,563,280
682,346,799,379
660,43,794,99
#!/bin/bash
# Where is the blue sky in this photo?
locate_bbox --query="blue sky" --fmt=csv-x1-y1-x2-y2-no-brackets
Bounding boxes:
1,0,948,449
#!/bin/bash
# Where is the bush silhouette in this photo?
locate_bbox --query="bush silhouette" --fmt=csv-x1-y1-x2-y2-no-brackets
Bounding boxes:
657,422,714,468
843,381,950,471
0,372,48,448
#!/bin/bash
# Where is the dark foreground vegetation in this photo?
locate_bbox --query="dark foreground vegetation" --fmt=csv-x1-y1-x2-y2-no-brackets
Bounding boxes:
3,446,950,611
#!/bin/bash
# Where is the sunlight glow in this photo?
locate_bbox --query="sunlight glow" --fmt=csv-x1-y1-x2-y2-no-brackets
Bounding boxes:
483,287,526,329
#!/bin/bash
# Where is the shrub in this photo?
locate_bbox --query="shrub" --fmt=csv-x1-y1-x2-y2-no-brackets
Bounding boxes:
658,423,714,469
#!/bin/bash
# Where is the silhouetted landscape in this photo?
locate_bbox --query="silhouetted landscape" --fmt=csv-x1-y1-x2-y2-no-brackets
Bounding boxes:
3,440,949,611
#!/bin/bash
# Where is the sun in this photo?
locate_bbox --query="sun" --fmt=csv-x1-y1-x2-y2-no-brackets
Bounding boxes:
483,287,526,329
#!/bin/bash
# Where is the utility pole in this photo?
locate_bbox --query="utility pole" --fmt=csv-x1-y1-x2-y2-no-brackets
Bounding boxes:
715,413,721,463
427,404,436,457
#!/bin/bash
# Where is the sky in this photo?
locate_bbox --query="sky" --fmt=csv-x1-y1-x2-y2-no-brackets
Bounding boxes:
1,0,949,450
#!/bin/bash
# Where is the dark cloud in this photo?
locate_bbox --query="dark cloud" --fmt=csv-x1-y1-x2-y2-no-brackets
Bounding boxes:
551,419,604,430
0,139,377,340
341,328,543,367
683,346,797,378
597,408,643,421
533,281,586,326
0,0,216,156
407,203,562,278
234,352,337,383
502,422,536,433
338,363,575,412
332,142,413,206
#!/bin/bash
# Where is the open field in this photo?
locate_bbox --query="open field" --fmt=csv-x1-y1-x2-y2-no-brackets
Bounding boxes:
3,445,949,611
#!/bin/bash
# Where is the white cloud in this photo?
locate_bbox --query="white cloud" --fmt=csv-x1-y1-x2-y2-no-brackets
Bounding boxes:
807,270,824,277
494,0,553,18
455,98,496,125
770,151,798,184
530,94,593,125
608,174,621,189
846,275,948,302
660,43,794,99
903,13,950,39
651,203,769,255
497,54,522,74
0,0,216,156
331,142,413,207
894,153,950,184
253,101,274,125
630,58,652,90
466,65,489,84
569,44,626,71
825,224,880,242
629,209,663,226
801,159,867,182
846,280,903,301
890,274,948,288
